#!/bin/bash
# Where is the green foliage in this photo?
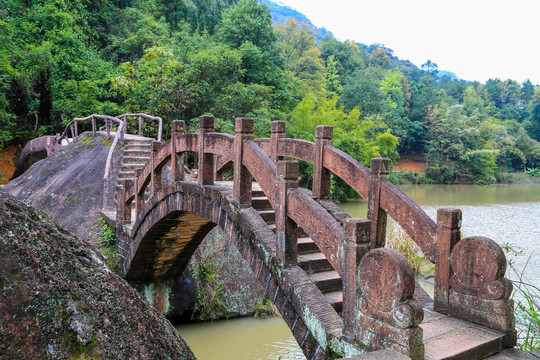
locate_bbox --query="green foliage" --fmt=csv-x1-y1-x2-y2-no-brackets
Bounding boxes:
253,297,276,318
1,0,538,185
386,228,432,275
389,171,432,185
192,258,227,321
99,216,116,248
525,167,540,176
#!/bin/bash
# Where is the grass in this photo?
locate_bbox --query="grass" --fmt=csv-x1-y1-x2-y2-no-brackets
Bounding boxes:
385,227,434,276
504,249,540,351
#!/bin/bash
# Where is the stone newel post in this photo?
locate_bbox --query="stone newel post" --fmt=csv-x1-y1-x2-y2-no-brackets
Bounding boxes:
270,121,285,163
275,160,299,267
198,115,215,185
342,218,370,338
171,120,185,182
313,125,333,199
367,157,391,249
233,117,254,207
150,141,162,196
434,208,462,314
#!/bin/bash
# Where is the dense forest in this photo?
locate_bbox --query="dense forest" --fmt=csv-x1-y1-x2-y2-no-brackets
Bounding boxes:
1,0,539,193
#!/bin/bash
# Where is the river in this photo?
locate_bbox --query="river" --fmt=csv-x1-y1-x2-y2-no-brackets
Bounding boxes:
176,183,540,359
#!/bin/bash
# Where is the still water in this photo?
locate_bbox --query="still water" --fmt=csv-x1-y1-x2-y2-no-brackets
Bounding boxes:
176,317,305,359
177,183,540,359
340,183,540,283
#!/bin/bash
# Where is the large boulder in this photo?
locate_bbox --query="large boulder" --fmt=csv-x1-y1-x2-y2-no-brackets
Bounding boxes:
0,189,195,359
4,133,123,246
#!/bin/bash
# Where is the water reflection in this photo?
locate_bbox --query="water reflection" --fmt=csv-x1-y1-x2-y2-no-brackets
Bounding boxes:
176,317,305,360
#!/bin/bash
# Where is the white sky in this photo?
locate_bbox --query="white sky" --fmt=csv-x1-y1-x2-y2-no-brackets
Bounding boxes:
276,0,540,85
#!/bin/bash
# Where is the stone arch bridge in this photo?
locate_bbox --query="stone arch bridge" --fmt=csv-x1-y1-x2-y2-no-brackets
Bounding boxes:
100,116,516,360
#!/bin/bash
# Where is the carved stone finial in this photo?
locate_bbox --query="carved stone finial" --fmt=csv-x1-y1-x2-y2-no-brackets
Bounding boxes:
450,236,513,299
356,248,424,359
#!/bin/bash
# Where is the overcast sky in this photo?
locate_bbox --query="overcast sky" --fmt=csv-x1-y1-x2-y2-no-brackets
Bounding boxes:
276,0,540,85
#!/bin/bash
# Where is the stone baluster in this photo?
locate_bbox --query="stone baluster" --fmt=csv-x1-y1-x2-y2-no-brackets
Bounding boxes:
233,117,254,207
342,218,371,338
312,125,333,199
139,115,143,136
91,115,96,137
151,141,162,196
74,121,78,138
270,121,285,163
134,168,144,217
198,115,215,185
275,161,299,267
116,179,133,225
434,208,462,314
367,158,391,249
106,119,110,140
171,120,185,182
356,248,424,359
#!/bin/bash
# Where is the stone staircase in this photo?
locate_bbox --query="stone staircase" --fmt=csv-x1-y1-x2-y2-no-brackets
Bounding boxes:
251,188,344,314
117,139,152,184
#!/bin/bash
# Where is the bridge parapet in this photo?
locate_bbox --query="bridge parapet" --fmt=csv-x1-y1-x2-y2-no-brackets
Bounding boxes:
112,116,516,359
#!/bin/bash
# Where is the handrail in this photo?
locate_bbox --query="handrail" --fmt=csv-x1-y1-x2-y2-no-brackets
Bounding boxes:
247,132,436,262
120,113,163,142
103,119,127,207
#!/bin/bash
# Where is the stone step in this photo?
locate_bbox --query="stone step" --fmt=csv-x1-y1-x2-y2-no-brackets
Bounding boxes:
125,144,152,152
116,177,137,184
118,171,135,178
121,163,146,171
298,252,333,273
127,140,153,147
257,209,275,223
122,156,150,165
123,149,151,158
308,270,342,293
324,290,342,313
252,196,272,210
298,236,318,253
251,189,266,198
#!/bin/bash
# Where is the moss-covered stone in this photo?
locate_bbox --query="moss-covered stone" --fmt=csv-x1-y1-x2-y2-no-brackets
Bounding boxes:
0,190,195,359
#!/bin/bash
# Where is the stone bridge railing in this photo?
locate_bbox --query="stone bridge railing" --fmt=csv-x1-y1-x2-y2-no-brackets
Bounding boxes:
55,113,163,146
115,116,515,358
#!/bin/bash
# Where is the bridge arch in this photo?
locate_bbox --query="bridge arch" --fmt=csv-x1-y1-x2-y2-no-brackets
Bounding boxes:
117,179,341,359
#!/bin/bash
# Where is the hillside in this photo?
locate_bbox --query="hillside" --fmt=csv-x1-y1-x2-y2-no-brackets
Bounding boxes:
1,0,538,189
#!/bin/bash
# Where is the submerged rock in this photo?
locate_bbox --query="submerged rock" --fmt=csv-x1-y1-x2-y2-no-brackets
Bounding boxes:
0,189,195,359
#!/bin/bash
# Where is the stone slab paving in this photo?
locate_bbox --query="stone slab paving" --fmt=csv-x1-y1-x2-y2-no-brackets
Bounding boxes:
421,307,516,359
487,349,540,359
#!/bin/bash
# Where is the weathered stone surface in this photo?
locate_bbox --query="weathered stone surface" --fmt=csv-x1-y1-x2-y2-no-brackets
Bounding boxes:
0,189,194,359
338,349,410,360
356,248,424,359
5,133,125,246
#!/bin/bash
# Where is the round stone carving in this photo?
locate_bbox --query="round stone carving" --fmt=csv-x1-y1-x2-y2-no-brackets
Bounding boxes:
358,248,415,312
451,236,506,288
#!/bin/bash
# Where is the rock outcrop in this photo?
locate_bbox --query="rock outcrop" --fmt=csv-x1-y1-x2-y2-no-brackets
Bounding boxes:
0,189,195,359
5,133,123,245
